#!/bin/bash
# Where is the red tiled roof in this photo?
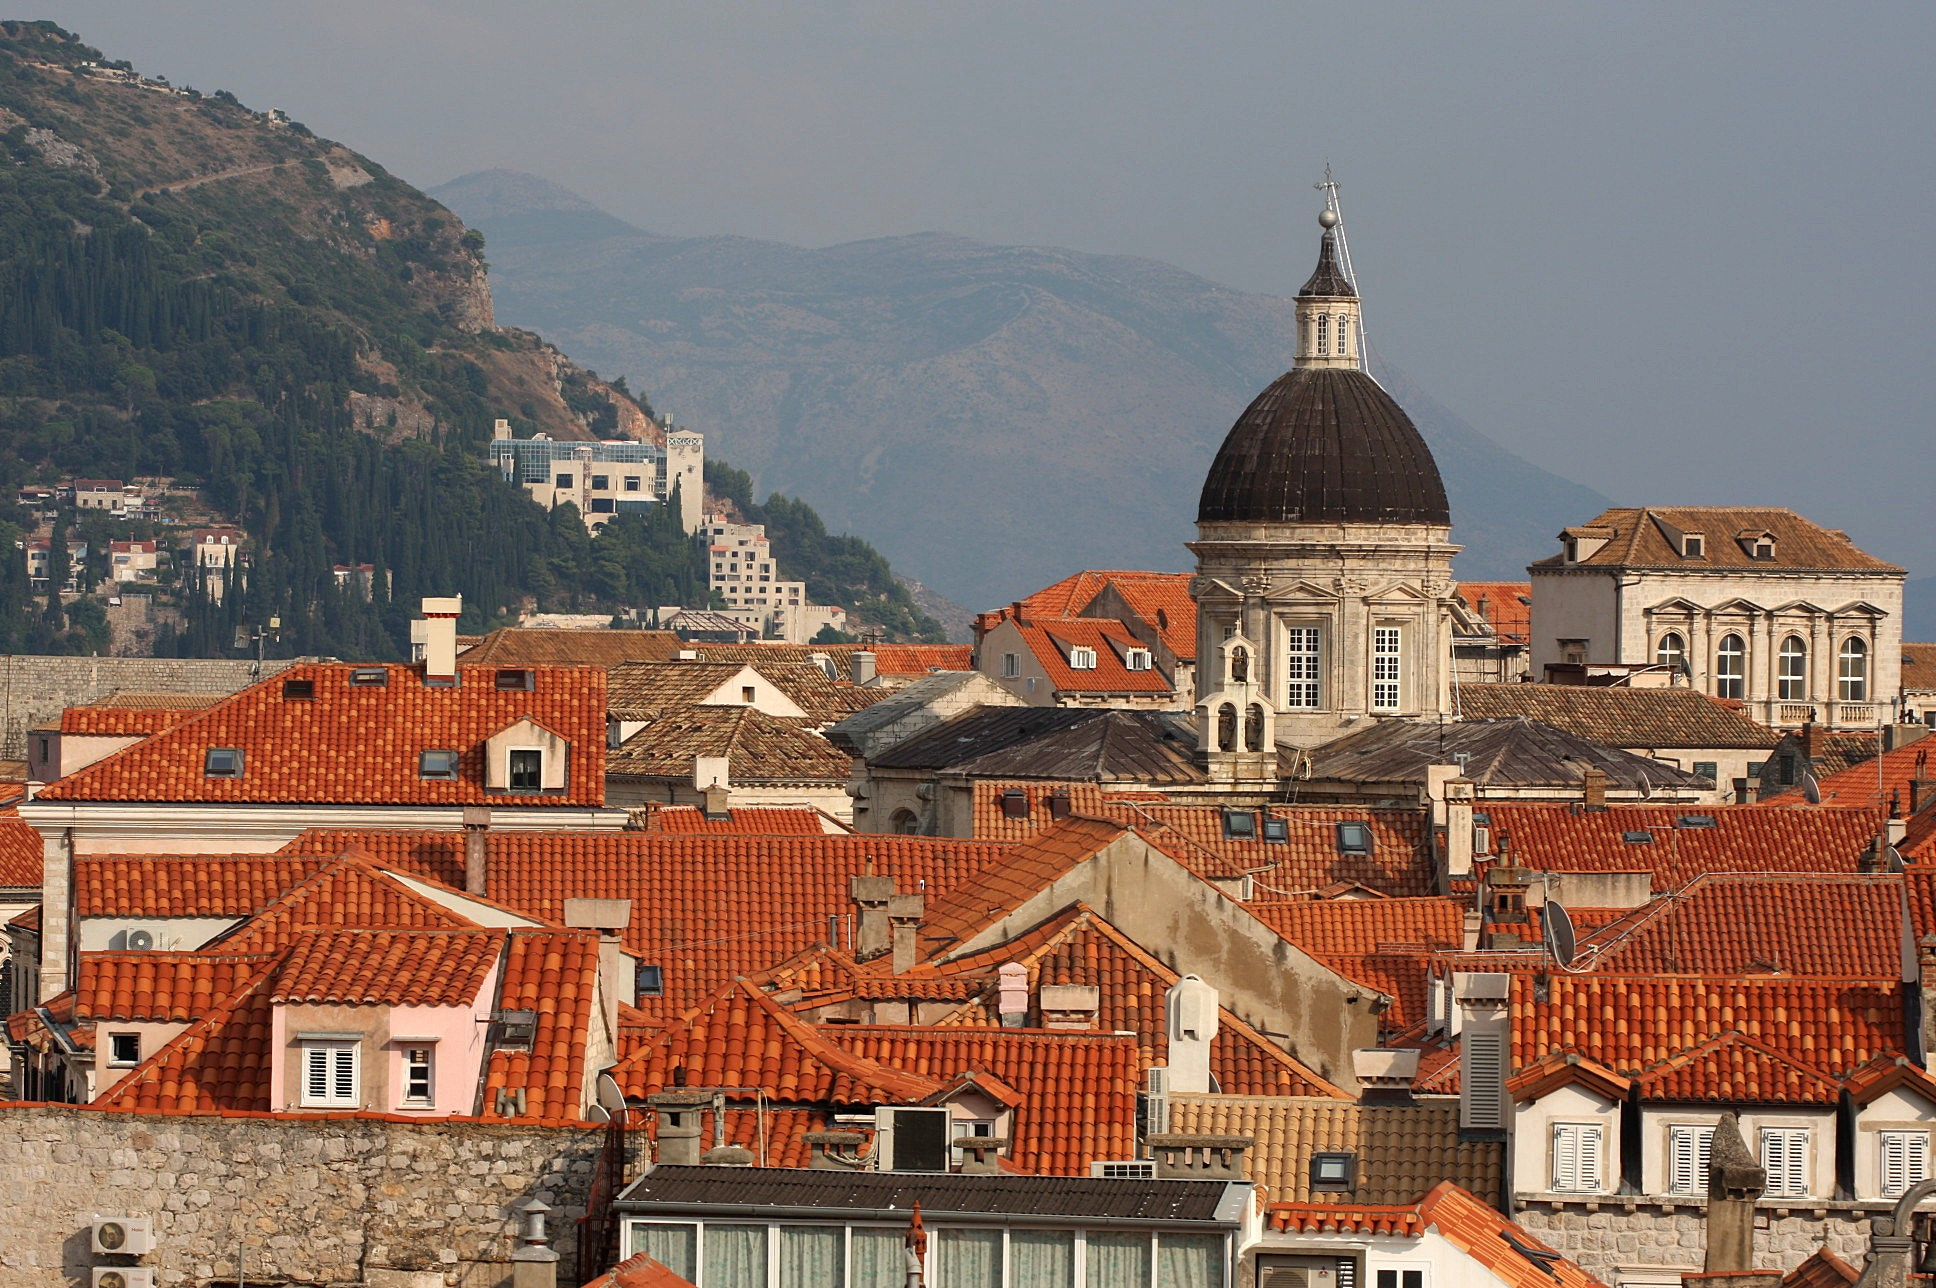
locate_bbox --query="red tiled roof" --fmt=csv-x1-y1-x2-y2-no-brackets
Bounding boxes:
1784,737,1935,810
1007,617,1173,695
94,971,276,1114
1481,802,1878,887
456,628,687,667
1456,582,1533,644
1575,874,1908,976
634,805,838,835
918,818,1129,953
272,929,501,1007
8,903,40,932
1783,1248,1859,1288
1251,897,1465,1032
1506,1051,1632,1102
211,859,485,956
484,928,602,1123
1103,575,1199,660
1904,644,1936,694
1129,804,1434,893
1632,1032,1843,1105
1533,507,1901,574
60,702,210,737
76,952,275,1021
606,705,852,783
74,855,330,917
585,1252,697,1288
1270,1203,1425,1235
0,810,43,887
283,829,1012,1024
36,662,606,806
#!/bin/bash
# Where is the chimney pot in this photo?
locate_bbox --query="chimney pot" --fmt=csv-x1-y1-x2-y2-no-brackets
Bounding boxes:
852,650,878,687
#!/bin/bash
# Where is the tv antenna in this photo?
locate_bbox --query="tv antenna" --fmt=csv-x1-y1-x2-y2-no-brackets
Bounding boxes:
1314,163,1373,380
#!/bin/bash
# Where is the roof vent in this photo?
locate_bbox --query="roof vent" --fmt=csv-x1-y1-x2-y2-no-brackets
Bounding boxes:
1621,830,1655,844
999,788,1030,821
349,667,388,687
1675,814,1718,829
494,1009,538,1049
281,678,316,701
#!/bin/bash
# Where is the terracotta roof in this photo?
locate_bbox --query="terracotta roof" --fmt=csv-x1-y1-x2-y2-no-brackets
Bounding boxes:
272,928,501,1007
608,659,883,726
968,780,1117,842
1842,1055,1936,1107
483,928,603,1123
101,691,227,710
585,1252,697,1288
1269,1203,1425,1236
1778,736,1936,810
1457,684,1777,750
1755,730,1879,800
1632,1031,1843,1105
1251,897,1465,1031
457,627,686,666
1481,802,1879,886
667,643,972,680
60,702,209,736
1783,1247,1860,1288
632,804,838,835
76,951,275,1021
8,903,40,932
1128,803,1433,893
1512,975,1902,1080
1505,1051,1632,1102
35,663,607,806
1455,582,1533,645
1532,507,1903,574
74,855,330,917
1904,644,1936,693
94,970,276,1114
0,810,43,887
283,829,1012,1023
1103,575,1198,660
1575,874,1910,975
1011,617,1175,695
606,705,852,783
918,818,1130,953
210,859,485,956
1170,1096,1502,1205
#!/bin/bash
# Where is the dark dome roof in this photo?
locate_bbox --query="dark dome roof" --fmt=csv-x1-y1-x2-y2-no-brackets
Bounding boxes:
1298,229,1356,298
1197,367,1450,525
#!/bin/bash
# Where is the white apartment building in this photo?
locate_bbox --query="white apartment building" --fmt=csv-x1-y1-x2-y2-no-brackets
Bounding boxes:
702,514,847,644
490,419,703,534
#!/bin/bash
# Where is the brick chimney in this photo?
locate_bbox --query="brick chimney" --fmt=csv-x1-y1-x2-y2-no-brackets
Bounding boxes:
850,875,896,959
1582,767,1609,812
1799,721,1817,761
421,595,461,682
1146,1134,1252,1180
463,806,490,897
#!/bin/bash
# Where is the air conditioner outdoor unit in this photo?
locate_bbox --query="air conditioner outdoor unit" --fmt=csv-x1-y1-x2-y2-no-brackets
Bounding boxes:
124,929,155,951
1258,1255,1343,1288
875,1106,951,1173
93,1270,156,1288
91,1216,153,1256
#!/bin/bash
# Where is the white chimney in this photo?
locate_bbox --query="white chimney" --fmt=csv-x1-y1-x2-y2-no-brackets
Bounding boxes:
1443,776,1475,880
1456,973,1511,1132
997,962,1029,1026
1164,974,1219,1095
694,755,730,792
421,595,462,681
852,650,878,687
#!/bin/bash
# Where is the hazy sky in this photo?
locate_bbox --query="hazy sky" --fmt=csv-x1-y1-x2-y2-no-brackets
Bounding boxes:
36,2,1936,578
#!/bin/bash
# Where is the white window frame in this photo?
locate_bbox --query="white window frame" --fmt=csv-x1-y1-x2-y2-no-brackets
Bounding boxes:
107,1031,141,1068
1655,632,1686,673
1838,637,1869,702
1372,626,1402,711
1284,625,1321,709
506,746,544,792
1778,636,1808,701
1715,635,1745,700
300,1040,361,1109
1880,1130,1931,1199
1124,648,1152,672
1551,1122,1605,1193
400,1044,435,1107
1760,1126,1811,1198
1668,1123,1714,1195
1068,646,1097,671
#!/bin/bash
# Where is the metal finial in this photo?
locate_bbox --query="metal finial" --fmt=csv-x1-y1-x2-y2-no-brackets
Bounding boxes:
1318,208,1339,229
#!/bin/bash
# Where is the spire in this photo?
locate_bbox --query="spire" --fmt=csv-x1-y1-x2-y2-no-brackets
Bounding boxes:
1293,200,1364,370
1299,225,1356,298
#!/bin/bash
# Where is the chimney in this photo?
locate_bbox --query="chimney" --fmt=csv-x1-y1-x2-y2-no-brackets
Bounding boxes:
1145,1134,1252,1181
805,1129,867,1170
565,897,634,1038
1038,983,1100,1030
1885,723,1929,753
1442,777,1475,882
1799,721,1817,761
955,1136,1009,1174
850,875,896,959
701,781,732,821
421,595,461,681
695,755,730,797
853,650,879,687
1582,767,1609,812
1352,1047,1420,1106
1456,973,1511,1133
1462,910,1483,952
996,962,1029,1026
888,892,924,975
648,1090,712,1165
510,1198,559,1288
1701,1112,1766,1274
701,1144,754,1166
1164,975,1219,1095
463,806,491,897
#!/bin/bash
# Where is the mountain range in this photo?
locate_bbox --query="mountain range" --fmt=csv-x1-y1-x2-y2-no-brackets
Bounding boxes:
434,169,1611,611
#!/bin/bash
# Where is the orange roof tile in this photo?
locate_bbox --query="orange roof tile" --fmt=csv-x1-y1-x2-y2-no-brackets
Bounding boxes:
211,859,485,956
1532,507,1901,574
918,817,1129,953
74,855,330,917
1481,802,1878,887
1003,617,1173,695
1783,1247,1860,1288
60,702,210,737
1904,645,1936,694
1784,737,1935,811
1270,1203,1426,1236
0,810,43,887
283,830,1013,1025
1575,874,1910,976
1632,1032,1843,1105
484,928,603,1123
76,952,276,1021
1102,575,1199,660
1455,582,1533,644
1251,897,1466,1032
634,804,839,835
585,1252,698,1288
1505,1051,1632,1102
36,662,606,806
94,970,276,1114
1842,1054,1936,1107
272,928,502,1007
1413,1182,1611,1288
1131,804,1434,893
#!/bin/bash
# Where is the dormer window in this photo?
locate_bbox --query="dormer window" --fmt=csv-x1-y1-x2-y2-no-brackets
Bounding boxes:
508,749,542,791
999,788,1030,820
349,668,388,687
1682,534,1705,558
1068,646,1097,670
1124,647,1152,672
494,669,535,692
204,747,244,778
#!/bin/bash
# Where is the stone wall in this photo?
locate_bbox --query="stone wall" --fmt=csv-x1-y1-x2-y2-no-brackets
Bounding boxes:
0,1104,605,1287
1513,1199,1877,1284
0,656,296,758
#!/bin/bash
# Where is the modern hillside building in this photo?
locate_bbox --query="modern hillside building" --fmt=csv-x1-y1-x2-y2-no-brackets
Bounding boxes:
490,418,703,534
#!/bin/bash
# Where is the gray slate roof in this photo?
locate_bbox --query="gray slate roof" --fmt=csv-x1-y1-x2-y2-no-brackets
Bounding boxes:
1307,717,1712,790
869,706,1204,785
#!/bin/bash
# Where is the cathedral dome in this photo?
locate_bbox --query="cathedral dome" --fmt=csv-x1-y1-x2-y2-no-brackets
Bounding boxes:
1196,365,1450,525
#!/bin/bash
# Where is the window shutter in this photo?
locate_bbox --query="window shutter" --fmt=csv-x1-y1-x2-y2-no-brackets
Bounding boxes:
332,1045,358,1104
1912,1133,1930,1190
1670,1126,1713,1194
304,1046,328,1101
1578,1125,1603,1191
1883,1133,1908,1198
1462,1031,1504,1130
1552,1125,1578,1191
1761,1128,1808,1197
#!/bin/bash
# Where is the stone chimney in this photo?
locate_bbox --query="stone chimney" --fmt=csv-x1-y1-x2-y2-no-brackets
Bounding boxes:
701,781,732,821
996,962,1029,1027
1485,866,1535,949
1799,721,1817,761
888,892,924,975
1884,723,1929,753
421,595,461,682
955,1136,1009,1174
701,1144,754,1166
1441,776,1476,883
648,1090,711,1165
1038,983,1100,1030
1702,1112,1766,1274
565,897,635,1037
1165,975,1219,1095
510,1197,559,1288
1582,767,1610,812
853,650,879,687
463,805,491,898
1146,1134,1252,1180
1352,1047,1420,1105
805,1129,867,1169
851,875,896,959
695,755,730,799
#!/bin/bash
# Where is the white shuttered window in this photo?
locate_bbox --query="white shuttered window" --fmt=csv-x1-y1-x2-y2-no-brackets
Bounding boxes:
1760,1127,1810,1198
1880,1131,1931,1198
1552,1123,1604,1192
1669,1125,1714,1195
301,1041,360,1108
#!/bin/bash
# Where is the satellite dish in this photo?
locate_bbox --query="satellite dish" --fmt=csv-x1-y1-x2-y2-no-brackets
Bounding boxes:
126,929,154,951
595,1070,626,1114
1886,844,1906,874
1637,772,1653,800
586,1103,611,1124
1542,902,1578,967
1801,769,1822,805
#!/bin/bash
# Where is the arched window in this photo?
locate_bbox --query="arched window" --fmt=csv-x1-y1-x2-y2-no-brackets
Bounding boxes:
1778,636,1807,701
1245,703,1266,751
1228,645,1249,685
889,809,921,836
1838,637,1869,702
1335,315,1348,356
1655,632,1686,675
1316,314,1328,353
1216,703,1238,753
1715,634,1745,700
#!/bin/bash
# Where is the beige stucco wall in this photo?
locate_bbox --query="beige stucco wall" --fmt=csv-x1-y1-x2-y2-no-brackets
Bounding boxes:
1514,1083,1624,1197
1851,1086,1936,1202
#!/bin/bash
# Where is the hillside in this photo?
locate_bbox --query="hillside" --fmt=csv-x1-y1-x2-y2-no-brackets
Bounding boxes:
434,169,1610,609
0,25,937,654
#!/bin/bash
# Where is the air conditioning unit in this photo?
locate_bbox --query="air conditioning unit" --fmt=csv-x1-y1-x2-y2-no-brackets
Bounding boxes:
1472,825,1492,857
1258,1255,1344,1288
875,1107,951,1173
93,1270,155,1288
91,1216,153,1256
124,929,155,951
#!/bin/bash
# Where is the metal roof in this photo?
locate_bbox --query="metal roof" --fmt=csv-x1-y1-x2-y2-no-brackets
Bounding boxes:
869,707,1204,785
1306,717,1711,789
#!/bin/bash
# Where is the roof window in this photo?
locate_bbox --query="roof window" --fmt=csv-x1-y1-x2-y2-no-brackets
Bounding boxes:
1067,646,1097,671
280,678,316,701
1336,821,1373,856
1682,533,1705,558
1262,817,1289,843
1047,791,1073,821
1675,814,1718,829
494,1008,537,1050
204,747,244,778
1311,1151,1357,1192
349,667,388,687
419,749,460,780
1222,808,1257,840
495,668,536,692
1125,647,1152,672
999,788,1030,821
636,964,664,997
1621,830,1655,845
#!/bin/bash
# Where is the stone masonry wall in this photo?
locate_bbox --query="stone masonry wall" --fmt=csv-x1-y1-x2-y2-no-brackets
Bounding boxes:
1514,1200,1877,1284
0,1104,604,1287
0,656,296,758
